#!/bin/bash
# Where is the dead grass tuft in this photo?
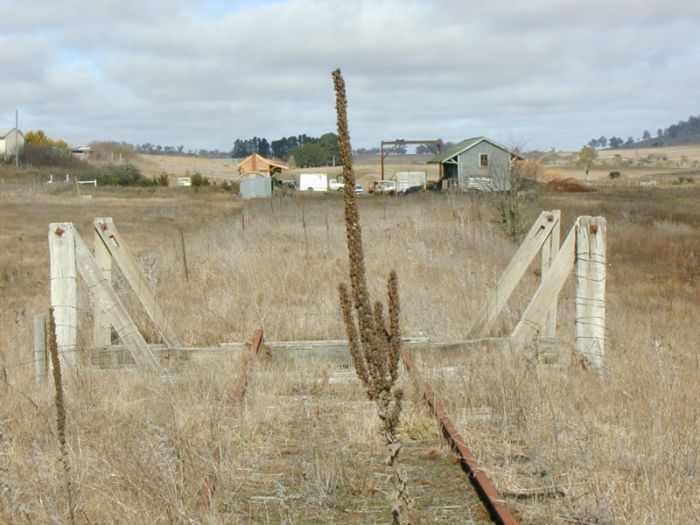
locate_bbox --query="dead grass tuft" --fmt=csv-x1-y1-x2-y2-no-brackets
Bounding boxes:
545,177,594,192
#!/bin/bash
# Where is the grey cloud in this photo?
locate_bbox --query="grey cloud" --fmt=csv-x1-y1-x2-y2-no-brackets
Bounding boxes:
1,0,698,150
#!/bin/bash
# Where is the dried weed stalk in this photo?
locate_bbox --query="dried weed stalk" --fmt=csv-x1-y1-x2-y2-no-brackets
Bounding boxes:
48,308,76,525
333,68,410,525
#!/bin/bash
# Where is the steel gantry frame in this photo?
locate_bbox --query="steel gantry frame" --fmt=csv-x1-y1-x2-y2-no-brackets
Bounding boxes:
380,139,443,180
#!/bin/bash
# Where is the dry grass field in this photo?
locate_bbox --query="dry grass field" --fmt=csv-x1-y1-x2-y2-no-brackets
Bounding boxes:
1,165,699,524
596,144,700,166
133,153,440,189
543,144,700,182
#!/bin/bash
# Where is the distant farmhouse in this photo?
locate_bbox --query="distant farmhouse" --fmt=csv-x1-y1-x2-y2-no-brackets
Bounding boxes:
236,152,288,176
429,137,521,191
0,127,24,159
71,146,92,161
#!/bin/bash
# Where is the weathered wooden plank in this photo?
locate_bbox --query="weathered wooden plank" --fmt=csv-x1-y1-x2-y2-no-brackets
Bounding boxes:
93,218,112,347
93,218,182,347
541,210,561,341
468,211,559,338
510,222,576,350
73,229,163,372
48,223,78,367
575,217,606,370
89,337,512,368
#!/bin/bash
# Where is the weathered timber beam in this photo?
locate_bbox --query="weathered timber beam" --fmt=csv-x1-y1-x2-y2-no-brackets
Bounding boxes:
73,229,163,372
468,211,560,338
510,222,576,350
93,218,182,347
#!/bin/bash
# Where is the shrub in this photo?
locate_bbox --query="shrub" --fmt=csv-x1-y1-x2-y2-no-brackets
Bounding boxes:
90,164,153,186
22,144,84,169
490,164,535,242
190,172,210,189
545,178,593,193
88,141,136,162
609,171,621,179
221,180,240,193
155,172,169,187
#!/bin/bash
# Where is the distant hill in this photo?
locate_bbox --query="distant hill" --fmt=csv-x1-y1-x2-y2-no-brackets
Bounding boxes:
627,114,700,149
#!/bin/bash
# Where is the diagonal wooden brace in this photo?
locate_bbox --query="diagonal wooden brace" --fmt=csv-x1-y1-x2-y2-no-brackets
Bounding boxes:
510,222,576,350
73,228,163,372
93,218,182,348
468,210,560,338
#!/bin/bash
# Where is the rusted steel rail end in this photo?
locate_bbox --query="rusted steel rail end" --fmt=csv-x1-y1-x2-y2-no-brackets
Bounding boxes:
401,349,518,525
196,329,266,516
232,328,266,403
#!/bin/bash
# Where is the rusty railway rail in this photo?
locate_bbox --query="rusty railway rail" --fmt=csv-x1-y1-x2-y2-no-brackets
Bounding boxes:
401,349,518,525
232,329,266,403
196,328,266,516
194,333,515,522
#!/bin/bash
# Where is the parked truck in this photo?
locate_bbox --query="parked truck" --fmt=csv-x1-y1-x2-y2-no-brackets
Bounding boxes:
299,173,328,192
393,171,427,193
369,180,397,194
328,178,345,191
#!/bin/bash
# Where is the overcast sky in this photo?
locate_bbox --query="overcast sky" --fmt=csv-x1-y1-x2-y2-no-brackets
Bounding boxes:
1,0,698,152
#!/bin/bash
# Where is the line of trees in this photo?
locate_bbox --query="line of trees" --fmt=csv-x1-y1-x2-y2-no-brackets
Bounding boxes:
231,133,341,168
586,136,629,150
135,143,229,158
587,114,700,150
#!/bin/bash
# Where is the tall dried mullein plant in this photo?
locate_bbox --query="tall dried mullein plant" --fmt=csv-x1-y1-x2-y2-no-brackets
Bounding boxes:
333,68,410,525
48,308,76,525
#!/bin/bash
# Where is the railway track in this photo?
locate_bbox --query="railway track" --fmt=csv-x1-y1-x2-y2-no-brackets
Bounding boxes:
202,331,518,524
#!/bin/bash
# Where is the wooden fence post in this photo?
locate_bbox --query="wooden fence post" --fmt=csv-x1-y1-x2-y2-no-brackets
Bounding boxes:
33,313,47,384
93,218,112,347
575,217,606,370
540,210,561,344
49,223,77,367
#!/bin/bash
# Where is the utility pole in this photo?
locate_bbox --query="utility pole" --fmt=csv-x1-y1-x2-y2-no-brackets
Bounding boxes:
14,109,19,168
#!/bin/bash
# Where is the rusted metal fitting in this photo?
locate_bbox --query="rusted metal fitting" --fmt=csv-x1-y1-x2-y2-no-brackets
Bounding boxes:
54,227,64,237
590,224,598,234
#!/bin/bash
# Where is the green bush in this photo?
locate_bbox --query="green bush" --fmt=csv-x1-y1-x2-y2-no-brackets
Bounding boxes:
221,180,239,193
90,164,154,186
190,172,210,189
490,167,533,242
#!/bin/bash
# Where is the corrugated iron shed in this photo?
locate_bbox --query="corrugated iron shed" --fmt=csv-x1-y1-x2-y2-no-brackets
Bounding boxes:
239,172,273,200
